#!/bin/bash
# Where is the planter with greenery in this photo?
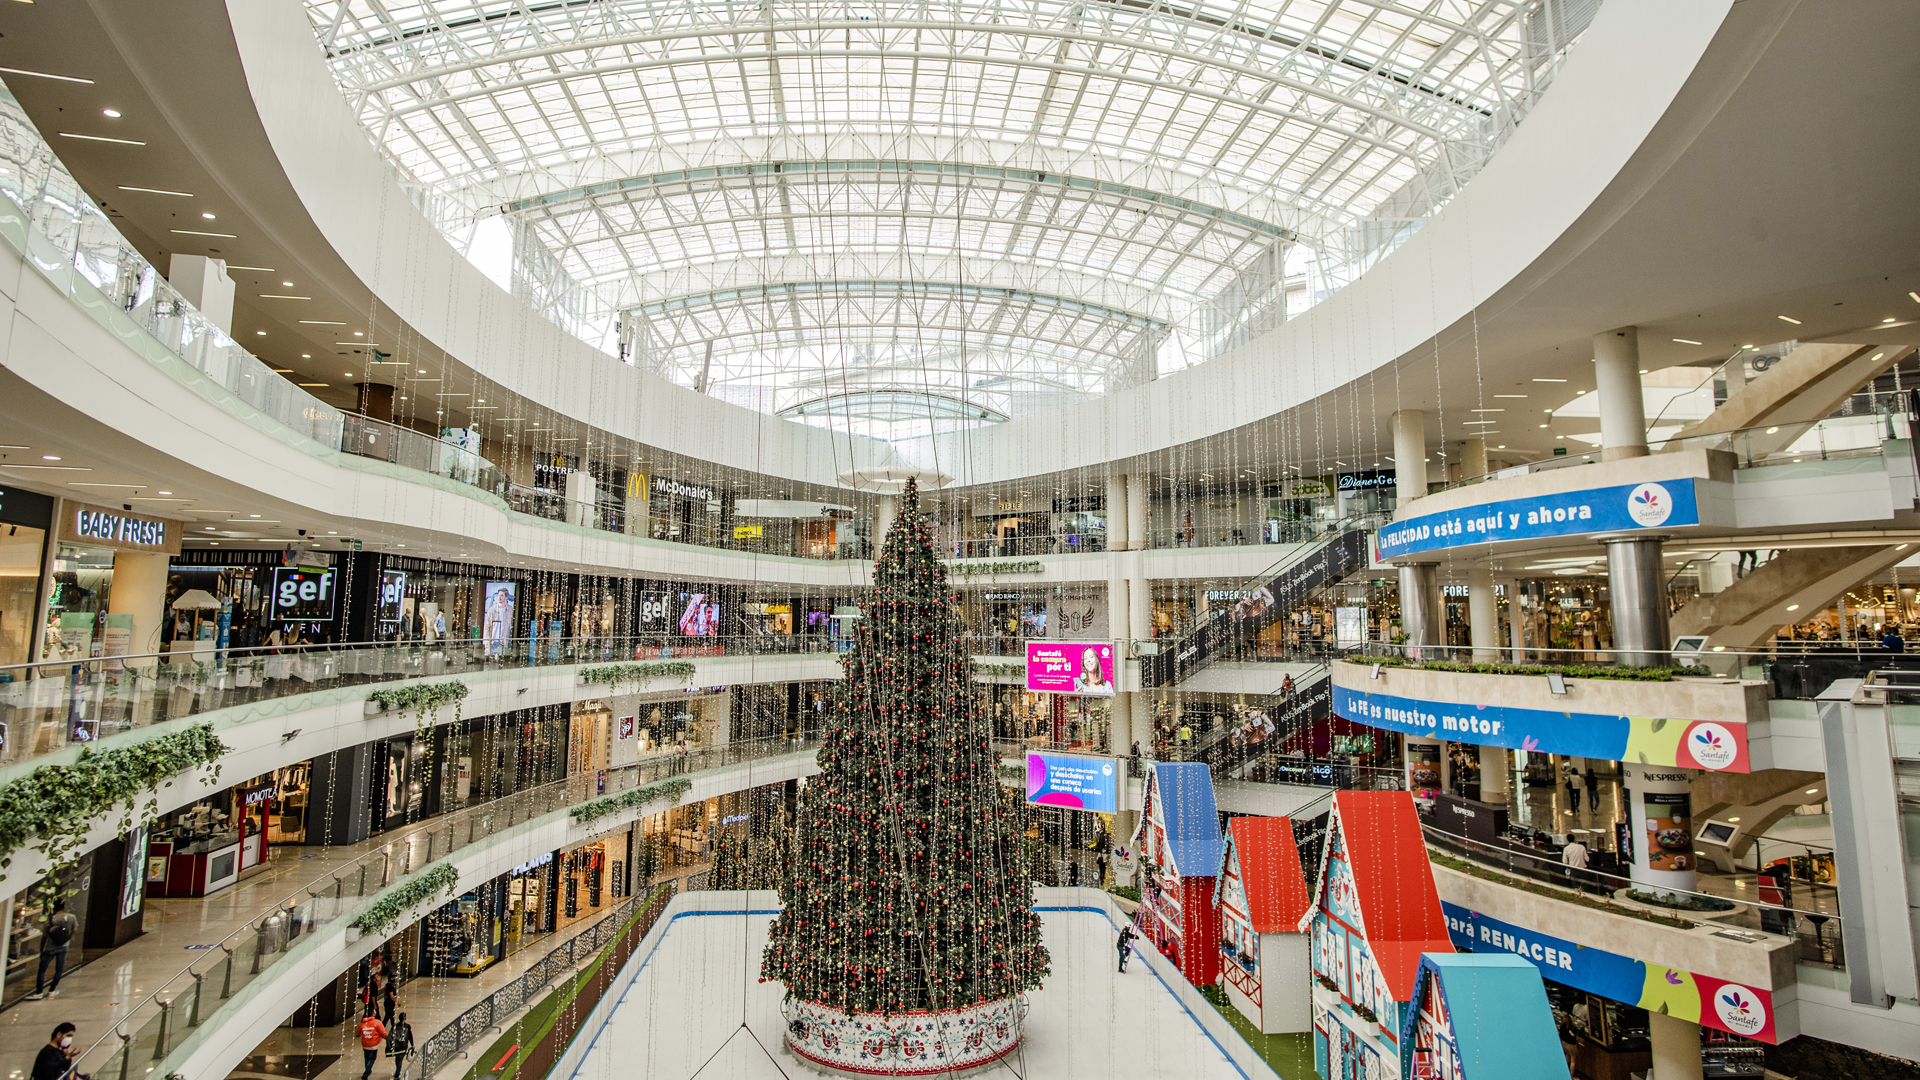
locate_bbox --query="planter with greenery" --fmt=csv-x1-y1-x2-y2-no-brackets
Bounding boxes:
577,662,697,695
352,862,460,937
367,681,471,740
1428,851,1696,929
568,778,693,830
0,723,228,884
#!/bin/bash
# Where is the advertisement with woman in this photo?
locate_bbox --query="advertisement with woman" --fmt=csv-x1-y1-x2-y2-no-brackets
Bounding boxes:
483,582,516,655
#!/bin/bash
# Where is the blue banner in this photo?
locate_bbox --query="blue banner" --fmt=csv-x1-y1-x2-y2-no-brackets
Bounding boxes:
1331,684,1751,771
1375,478,1700,559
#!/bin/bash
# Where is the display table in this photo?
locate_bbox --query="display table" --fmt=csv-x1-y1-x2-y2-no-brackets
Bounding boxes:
147,834,242,897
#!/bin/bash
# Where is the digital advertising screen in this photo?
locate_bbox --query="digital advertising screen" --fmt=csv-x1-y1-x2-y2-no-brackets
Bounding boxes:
1024,641,1115,696
678,592,721,636
482,581,517,654
1025,751,1119,813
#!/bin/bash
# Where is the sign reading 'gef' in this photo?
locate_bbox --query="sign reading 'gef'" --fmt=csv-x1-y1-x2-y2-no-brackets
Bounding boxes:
1375,479,1701,559
59,501,182,554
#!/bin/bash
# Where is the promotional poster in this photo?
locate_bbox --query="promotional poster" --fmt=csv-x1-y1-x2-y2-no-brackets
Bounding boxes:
1025,751,1119,813
1025,641,1115,696
483,581,516,655
1643,791,1694,872
678,593,721,636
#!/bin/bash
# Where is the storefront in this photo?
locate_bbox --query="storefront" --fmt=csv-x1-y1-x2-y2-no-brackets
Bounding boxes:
265,762,313,843
166,550,343,652
3,830,145,1001
556,830,629,932
147,789,252,897
423,878,507,976
44,502,182,667
504,851,557,954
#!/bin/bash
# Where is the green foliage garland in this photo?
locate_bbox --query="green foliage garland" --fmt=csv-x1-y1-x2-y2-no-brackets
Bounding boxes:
568,777,692,829
1361,656,1677,682
976,662,1024,679
352,862,459,937
368,680,471,740
578,662,697,695
0,723,228,881
762,477,1049,1016
943,560,1043,577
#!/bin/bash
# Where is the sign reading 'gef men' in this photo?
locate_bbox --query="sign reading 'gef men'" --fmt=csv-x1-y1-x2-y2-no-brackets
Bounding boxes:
58,501,182,554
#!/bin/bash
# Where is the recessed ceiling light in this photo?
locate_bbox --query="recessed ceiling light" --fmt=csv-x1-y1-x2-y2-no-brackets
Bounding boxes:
1532,378,1567,383
344,372,354,377
301,354,311,359
255,330,266,336
281,281,293,287
1672,338,1702,345
259,294,311,300
1786,604,1799,611
200,212,216,220
299,320,346,325
117,185,193,197
1806,788,1819,795
41,455,60,461
101,109,121,118
1470,408,1503,413
297,382,328,387
1493,394,1528,399
228,266,275,272
170,229,236,238
1909,292,1919,303
1883,318,1897,324
353,331,364,336
1777,315,1801,324
1539,424,1549,428
0,66,94,84
59,132,145,145
157,491,171,495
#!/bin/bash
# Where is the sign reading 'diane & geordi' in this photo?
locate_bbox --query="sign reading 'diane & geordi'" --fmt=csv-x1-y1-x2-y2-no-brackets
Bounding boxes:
1375,479,1700,560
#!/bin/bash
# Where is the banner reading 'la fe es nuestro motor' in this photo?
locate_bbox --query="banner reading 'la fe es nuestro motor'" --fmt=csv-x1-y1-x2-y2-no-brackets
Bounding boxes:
1332,686,1749,772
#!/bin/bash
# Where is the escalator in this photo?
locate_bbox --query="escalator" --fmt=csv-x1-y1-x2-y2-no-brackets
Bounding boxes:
1138,528,1372,688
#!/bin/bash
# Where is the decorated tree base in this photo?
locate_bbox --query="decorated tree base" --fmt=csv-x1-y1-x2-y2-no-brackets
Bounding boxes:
783,997,1024,1077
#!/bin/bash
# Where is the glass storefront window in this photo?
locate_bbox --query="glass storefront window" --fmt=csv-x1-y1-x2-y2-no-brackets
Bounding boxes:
45,544,114,661
0,522,46,668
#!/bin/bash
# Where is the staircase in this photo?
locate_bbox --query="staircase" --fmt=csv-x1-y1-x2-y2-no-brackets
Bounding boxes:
1139,529,1371,687
1670,543,1911,650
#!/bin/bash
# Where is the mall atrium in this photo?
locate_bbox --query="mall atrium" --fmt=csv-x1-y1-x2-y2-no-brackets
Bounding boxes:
0,1,1912,1079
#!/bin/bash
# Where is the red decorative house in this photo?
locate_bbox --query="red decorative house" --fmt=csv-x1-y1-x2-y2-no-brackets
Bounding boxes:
1133,761,1223,987
1216,815,1313,1034
1304,790,1454,1080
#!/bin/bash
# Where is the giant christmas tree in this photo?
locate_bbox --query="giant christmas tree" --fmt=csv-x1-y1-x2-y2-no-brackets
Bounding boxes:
762,479,1048,1069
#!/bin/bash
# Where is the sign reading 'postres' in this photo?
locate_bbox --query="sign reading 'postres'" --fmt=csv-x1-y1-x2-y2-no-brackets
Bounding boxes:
1375,479,1700,559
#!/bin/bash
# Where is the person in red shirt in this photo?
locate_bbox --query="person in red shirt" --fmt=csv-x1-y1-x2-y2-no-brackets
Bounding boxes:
357,1009,388,1080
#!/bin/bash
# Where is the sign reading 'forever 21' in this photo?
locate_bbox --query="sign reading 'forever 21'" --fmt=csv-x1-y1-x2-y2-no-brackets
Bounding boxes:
58,501,183,554
1375,478,1701,560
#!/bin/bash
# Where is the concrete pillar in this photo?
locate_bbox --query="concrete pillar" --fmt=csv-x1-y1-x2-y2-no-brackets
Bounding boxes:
1126,475,1148,552
1507,578,1526,662
108,552,170,664
1106,473,1130,551
1625,762,1697,899
1397,563,1443,652
1479,745,1510,806
1107,472,1133,647
875,495,898,546
166,254,234,335
1467,566,1500,663
1647,1012,1704,1080
1391,410,1428,503
1603,536,1670,666
623,474,648,537
1594,326,1649,461
565,470,598,528
1459,438,1488,481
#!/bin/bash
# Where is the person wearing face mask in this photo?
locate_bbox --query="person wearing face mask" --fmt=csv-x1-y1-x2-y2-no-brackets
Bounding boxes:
33,1023,78,1080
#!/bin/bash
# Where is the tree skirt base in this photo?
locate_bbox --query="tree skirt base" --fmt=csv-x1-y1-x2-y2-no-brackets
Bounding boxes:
783,997,1023,1077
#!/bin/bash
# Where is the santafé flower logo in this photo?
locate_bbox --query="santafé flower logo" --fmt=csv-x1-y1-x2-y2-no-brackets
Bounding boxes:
1627,482,1674,527
1713,984,1767,1036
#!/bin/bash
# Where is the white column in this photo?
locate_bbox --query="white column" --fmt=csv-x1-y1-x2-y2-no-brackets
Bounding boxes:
1391,410,1428,502
1508,579,1527,662
1647,1012,1704,1080
1126,475,1149,551
1106,473,1130,551
1468,565,1500,663
108,551,170,664
875,495,898,544
1479,745,1510,806
1107,472,1132,647
565,470,598,528
1459,437,1488,481
167,254,235,335
1625,762,1697,898
1594,326,1649,461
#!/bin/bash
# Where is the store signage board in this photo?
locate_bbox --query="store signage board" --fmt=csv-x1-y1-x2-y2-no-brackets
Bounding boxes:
1441,903,1779,1043
1025,751,1119,813
58,501,181,554
1332,685,1748,772
0,486,53,529
1375,479,1701,560
1025,641,1116,696
1335,470,1395,492
270,567,339,622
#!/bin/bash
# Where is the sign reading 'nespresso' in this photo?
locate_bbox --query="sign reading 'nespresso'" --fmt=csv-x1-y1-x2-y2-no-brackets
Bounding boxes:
59,502,181,554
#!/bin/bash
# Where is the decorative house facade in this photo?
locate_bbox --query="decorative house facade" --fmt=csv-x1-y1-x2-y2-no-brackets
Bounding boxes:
1134,761,1223,987
1401,954,1569,1080
1303,790,1454,1080
1217,815,1313,1034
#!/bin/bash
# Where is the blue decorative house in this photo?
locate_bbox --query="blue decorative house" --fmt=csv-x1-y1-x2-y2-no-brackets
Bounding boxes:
1400,953,1569,1079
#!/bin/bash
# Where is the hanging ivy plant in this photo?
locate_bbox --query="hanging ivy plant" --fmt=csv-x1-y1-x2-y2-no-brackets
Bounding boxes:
976,662,1024,679
351,862,459,937
368,681,471,741
577,662,697,695
0,723,228,881
569,777,692,829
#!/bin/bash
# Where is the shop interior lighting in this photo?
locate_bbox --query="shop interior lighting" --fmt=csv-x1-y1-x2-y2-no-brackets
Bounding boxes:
118,185,193,197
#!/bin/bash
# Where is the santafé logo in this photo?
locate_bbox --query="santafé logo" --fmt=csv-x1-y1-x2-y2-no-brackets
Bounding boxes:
1627,482,1674,527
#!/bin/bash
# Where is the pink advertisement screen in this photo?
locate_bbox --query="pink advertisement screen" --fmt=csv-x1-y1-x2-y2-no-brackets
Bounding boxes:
1025,641,1116,697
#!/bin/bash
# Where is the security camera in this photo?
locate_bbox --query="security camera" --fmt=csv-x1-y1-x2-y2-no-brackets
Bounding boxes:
298,529,307,536
123,504,132,511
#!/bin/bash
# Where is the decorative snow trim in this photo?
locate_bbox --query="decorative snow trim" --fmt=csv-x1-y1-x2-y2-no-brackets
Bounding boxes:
783,997,1022,1076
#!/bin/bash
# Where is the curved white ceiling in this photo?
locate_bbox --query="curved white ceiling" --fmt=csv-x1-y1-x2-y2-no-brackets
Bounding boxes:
304,0,1585,430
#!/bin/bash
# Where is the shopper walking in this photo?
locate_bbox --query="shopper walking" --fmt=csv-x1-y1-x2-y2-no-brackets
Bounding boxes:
1280,673,1294,698
1574,769,1591,815
387,1012,415,1080
378,972,398,1024
26,901,77,1000
1585,767,1601,811
1563,766,1580,810
31,1023,77,1080
357,1009,388,1080
1116,926,1137,973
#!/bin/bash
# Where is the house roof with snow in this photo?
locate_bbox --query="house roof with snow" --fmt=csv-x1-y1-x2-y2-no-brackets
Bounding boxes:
1222,816,1312,933
1148,761,1222,880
